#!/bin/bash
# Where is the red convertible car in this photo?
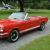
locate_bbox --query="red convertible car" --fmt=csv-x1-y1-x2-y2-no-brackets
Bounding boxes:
0,12,48,42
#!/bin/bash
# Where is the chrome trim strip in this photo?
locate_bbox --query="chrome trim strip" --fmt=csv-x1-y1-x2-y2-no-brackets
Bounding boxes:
20,25,40,33
0,33,8,36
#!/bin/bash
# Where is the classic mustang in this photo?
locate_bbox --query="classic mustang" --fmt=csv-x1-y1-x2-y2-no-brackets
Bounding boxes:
0,12,48,42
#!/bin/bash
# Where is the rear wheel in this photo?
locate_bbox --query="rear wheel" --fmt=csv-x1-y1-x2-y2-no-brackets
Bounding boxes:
39,22,46,31
8,29,20,42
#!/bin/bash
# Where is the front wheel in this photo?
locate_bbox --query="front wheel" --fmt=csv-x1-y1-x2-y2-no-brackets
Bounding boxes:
8,29,20,42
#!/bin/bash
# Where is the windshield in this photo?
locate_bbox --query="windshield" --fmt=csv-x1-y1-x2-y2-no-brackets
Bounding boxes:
8,12,26,20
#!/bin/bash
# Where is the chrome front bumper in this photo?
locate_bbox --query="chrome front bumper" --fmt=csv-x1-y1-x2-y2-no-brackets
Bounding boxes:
0,33,8,38
0,33,8,36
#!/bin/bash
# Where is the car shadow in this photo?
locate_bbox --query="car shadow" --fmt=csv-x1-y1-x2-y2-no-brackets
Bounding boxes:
20,29,38,37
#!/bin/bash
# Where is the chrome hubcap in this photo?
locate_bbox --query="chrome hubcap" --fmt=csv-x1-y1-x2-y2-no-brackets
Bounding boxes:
41,23,45,30
11,30,18,41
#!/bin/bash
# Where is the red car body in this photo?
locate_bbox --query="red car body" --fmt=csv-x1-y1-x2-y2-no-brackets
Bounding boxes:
0,16,48,38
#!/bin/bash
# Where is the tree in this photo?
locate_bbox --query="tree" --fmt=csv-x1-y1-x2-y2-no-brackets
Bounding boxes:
18,0,24,12
0,0,49,9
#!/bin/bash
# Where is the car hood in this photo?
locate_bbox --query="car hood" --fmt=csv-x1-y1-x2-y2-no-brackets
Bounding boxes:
0,19,21,27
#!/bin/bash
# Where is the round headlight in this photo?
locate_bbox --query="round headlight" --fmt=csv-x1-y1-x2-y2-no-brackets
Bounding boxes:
0,27,3,32
0,25,4,32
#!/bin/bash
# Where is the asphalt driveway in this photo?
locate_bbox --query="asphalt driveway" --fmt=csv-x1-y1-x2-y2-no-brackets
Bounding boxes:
0,20,50,50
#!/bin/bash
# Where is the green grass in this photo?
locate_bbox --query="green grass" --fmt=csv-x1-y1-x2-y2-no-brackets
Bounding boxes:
0,9,50,19
0,13,50,19
0,9,17,14
29,13,50,19
28,9,50,19
18,35,50,50
0,14,10,19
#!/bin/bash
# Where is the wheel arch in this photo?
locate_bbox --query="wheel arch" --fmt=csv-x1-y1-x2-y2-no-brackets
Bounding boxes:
41,18,47,24
9,27,20,37
8,28,20,42
41,21,46,24
11,28,20,32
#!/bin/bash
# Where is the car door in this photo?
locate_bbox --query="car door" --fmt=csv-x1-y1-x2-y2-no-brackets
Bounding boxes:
24,19,33,29
18,19,33,33
24,17,40,30
19,17,40,33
